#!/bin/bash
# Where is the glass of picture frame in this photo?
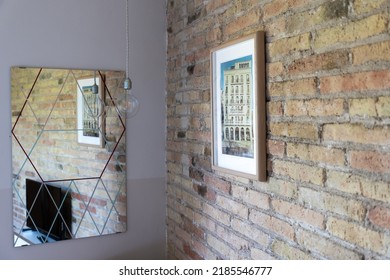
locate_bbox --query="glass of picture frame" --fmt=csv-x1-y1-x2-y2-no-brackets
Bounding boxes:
210,31,267,181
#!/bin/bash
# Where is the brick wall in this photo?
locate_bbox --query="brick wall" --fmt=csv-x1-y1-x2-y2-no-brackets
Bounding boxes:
166,0,390,259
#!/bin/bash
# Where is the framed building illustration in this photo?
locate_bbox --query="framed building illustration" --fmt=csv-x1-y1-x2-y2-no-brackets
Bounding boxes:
211,31,266,181
77,76,105,147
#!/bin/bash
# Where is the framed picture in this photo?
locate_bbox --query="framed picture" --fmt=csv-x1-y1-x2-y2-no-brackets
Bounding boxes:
77,75,105,147
211,31,266,181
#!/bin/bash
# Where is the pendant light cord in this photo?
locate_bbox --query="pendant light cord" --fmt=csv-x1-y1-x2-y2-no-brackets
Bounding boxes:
121,0,139,118
125,0,130,79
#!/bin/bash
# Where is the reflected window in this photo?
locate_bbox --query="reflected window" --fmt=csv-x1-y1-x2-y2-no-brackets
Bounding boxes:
235,127,239,141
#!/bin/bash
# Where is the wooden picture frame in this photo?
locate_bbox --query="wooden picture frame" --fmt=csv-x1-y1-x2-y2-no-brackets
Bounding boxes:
77,76,105,147
211,31,266,181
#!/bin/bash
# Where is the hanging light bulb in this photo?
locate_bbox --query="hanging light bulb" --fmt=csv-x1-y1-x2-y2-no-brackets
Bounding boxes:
117,0,139,118
117,77,139,118
85,71,105,118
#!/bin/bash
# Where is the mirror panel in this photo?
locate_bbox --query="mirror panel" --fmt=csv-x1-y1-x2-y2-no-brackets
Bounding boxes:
11,67,127,247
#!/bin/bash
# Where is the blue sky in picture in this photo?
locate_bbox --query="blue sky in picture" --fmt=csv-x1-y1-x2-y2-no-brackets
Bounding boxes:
220,55,252,90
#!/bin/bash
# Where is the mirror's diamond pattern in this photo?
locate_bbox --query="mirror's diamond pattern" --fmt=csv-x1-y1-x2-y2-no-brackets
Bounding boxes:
12,67,127,247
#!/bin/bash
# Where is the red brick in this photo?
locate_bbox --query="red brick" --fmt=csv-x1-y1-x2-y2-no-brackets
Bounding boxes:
368,206,390,230
183,243,204,260
183,217,205,239
204,174,232,195
320,70,390,94
193,183,216,202
267,140,285,157
349,151,390,174
79,203,96,214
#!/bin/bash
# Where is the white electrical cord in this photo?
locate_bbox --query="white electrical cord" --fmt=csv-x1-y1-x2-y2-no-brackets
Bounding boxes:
125,0,130,79
120,0,139,118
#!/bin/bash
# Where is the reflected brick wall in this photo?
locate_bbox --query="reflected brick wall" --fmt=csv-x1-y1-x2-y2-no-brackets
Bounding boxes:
12,68,127,239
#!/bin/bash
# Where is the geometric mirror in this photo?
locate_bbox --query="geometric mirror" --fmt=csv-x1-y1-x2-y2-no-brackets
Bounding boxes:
11,67,127,247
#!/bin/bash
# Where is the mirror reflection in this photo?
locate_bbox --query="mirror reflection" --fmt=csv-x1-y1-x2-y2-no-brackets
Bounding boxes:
11,67,127,247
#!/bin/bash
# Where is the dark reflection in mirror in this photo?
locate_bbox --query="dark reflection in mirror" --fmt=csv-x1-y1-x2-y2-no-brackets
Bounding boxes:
11,67,127,247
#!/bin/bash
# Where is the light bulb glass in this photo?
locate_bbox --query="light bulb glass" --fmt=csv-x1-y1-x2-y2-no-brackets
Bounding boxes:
117,91,139,118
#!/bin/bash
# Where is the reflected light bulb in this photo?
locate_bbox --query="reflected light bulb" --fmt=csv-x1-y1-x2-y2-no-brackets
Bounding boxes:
85,72,104,118
117,90,139,118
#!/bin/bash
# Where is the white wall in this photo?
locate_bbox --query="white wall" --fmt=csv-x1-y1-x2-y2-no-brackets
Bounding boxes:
0,0,167,259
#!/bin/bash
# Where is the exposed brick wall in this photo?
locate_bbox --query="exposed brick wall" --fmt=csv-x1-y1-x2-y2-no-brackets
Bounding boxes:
166,0,390,259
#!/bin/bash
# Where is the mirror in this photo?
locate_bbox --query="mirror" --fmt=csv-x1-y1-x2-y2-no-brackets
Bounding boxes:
11,67,127,247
